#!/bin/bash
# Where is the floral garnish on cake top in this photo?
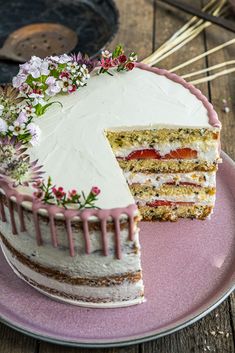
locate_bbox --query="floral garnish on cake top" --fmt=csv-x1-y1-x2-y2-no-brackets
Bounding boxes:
0,45,137,208
33,177,101,209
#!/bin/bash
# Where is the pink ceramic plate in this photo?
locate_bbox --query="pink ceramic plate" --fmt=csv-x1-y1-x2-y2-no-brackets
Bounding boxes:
0,151,235,348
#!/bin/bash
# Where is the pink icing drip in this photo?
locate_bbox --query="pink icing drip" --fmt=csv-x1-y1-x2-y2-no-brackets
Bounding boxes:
136,63,221,129
0,175,138,258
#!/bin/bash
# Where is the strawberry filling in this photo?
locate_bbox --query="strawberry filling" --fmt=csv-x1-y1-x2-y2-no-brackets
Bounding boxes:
146,200,194,207
119,148,198,160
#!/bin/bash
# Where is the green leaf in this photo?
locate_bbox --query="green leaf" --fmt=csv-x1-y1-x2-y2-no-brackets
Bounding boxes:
112,44,123,58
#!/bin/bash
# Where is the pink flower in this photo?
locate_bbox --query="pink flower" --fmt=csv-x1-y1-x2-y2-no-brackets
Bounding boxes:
101,58,112,70
33,190,43,199
91,186,101,196
68,85,77,93
125,62,135,71
68,189,78,198
59,71,70,79
118,54,127,64
52,186,66,199
111,58,119,67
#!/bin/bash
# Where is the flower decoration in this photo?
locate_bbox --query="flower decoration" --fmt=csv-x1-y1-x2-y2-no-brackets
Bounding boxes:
0,136,43,186
33,176,101,209
12,55,90,117
98,45,137,75
0,47,135,208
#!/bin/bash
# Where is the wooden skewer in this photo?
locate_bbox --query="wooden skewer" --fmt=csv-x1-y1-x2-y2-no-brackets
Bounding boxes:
189,67,235,84
169,38,235,72
181,61,235,79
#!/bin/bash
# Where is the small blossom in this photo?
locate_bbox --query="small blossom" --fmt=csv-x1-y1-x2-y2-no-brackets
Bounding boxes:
22,105,36,117
125,62,135,71
101,50,112,59
91,186,101,196
0,118,7,133
33,189,43,199
111,58,119,66
28,92,46,106
66,62,79,74
8,121,26,136
16,111,27,124
101,58,112,70
52,186,66,199
59,77,73,93
45,76,61,96
27,123,41,145
50,54,72,64
118,54,127,63
12,73,27,88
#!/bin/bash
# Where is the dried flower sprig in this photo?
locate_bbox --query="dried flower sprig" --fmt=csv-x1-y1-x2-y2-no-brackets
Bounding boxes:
99,45,137,75
33,176,101,209
0,136,43,186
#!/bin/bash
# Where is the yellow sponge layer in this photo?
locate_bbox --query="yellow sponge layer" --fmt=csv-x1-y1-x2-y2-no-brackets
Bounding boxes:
139,205,213,221
118,159,217,173
130,184,215,200
106,128,219,149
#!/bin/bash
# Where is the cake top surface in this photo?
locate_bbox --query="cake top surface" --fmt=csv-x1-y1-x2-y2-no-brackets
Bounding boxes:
28,65,218,209
0,48,220,212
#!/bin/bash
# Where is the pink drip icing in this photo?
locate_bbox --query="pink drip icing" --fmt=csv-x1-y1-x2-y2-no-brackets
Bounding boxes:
114,215,121,260
136,63,222,129
0,175,138,258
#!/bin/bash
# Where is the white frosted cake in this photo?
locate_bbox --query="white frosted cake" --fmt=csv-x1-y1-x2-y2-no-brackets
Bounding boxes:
0,47,221,307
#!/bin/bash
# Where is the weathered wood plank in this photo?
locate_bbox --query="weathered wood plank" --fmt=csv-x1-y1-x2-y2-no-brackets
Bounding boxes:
0,322,38,353
109,0,154,60
39,343,139,353
142,300,233,353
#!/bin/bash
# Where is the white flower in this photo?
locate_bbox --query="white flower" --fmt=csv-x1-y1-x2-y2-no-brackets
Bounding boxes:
12,73,27,88
66,62,79,74
51,54,72,64
27,123,41,145
45,76,61,96
9,121,26,136
101,50,112,59
28,92,46,106
0,118,7,133
16,111,27,124
59,76,73,92
22,105,36,117
0,104,4,116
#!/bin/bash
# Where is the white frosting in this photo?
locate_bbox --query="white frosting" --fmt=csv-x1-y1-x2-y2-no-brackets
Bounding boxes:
135,194,215,205
29,67,213,209
2,245,144,308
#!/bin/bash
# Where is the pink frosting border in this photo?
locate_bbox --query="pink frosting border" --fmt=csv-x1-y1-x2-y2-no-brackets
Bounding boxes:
0,63,221,258
136,63,221,128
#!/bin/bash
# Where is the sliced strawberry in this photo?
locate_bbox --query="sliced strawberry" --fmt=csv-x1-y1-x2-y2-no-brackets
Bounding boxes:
127,149,161,160
163,148,197,160
147,200,194,207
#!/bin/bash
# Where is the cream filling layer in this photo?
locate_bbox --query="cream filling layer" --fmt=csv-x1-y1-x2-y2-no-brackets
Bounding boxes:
2,244,144,305
114,141,220,162
135,194,216,206
125,171,216,188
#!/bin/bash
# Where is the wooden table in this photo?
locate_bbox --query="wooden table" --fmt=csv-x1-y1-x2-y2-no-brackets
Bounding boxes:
0,0,235,352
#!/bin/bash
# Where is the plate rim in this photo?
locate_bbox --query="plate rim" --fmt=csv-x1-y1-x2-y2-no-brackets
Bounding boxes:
0,150,234,348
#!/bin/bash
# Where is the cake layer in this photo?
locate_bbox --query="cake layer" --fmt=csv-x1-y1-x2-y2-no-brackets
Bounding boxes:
124,171,216,188
138,204,213,221
118,159,218,173
106,128,219,150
